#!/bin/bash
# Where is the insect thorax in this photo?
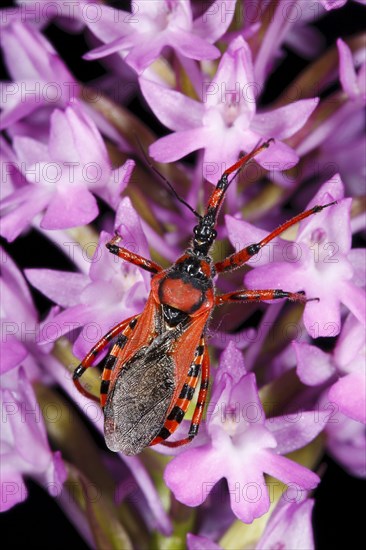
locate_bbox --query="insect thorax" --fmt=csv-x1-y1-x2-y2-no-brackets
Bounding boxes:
154,253,214,317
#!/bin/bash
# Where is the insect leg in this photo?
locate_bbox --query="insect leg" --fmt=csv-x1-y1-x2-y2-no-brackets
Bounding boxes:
99,321,138,409
215,202,337,273
215,289,316,306
156,344,210,448
106,235,162,274
149,338,205,447
73,315,139,402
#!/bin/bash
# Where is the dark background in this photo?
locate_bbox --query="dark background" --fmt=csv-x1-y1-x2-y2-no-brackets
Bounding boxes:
1,1,365,548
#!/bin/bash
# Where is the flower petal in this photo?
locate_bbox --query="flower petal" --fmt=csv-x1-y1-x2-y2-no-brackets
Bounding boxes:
187,533,221,550
41,186,98,229
339,281,366,327
0,84,46,131
0,337,28,374
257,497,315,550
0,469,28,512
164,445,224,506
0,187,51,242
259,451,320,490
328,372,366,424
49,104,108,169
124,35,167,73
252,99,319,140
149,127,211,162
266,411,329,454
293,342,335,386
170,28,220,60
337,38,360,99
193,0,237,43
38,305,93,345
25,269,89,308
140,78,204,131
326,413,366,477
13,135,49,165
255,139,300,171
347,249,366,288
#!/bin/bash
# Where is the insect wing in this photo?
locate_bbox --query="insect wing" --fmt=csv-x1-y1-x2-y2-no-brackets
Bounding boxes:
103,295,210,454
104,336,176,454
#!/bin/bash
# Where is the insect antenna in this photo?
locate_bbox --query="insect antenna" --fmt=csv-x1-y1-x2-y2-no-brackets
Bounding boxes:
135,136,202,220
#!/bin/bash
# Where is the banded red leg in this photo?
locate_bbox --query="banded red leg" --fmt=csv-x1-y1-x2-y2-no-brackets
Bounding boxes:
215,291,317,381
154,343,210,448
106,235,162,274
215,289,315,306
215,202,337,273
73,315,139,402
149,339,206,447
202,141,273,220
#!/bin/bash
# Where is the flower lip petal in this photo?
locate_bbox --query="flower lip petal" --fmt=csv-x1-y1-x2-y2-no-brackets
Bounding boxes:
164,445,226,507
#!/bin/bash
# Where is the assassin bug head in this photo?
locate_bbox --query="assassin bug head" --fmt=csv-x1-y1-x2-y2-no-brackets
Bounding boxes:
192,139,274,256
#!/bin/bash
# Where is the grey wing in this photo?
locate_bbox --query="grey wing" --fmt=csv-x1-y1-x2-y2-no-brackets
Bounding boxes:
103,343,176,455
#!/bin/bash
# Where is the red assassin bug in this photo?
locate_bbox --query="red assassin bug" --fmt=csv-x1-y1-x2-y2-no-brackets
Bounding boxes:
73,140,336,455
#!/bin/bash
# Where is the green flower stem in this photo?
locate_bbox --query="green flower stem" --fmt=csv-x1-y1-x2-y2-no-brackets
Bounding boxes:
34,383,149,548
139,451,196,549
64,461,133,550
152,494,196,550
